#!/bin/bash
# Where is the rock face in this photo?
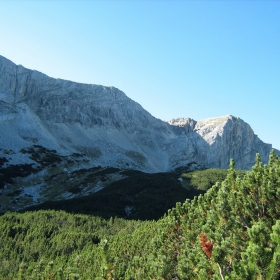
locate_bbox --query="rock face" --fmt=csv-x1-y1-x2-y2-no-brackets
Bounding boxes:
0,55,277,172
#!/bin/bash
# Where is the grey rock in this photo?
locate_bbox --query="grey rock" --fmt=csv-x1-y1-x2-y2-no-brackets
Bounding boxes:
168,117,197,134
0,55,277,172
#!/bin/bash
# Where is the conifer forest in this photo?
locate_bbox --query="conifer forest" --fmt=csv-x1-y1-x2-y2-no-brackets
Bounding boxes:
0,151,280,279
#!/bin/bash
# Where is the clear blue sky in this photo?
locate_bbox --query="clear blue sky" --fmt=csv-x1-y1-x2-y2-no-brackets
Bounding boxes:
1,1,280,150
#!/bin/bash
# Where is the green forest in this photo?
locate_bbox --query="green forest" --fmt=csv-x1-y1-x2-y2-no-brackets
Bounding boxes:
0,151,279,279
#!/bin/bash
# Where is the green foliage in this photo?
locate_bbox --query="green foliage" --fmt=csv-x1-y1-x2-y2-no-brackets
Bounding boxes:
0,163,37,188
24,170,204,220
20,145,63,167
181,167,246,190
0,151,279,279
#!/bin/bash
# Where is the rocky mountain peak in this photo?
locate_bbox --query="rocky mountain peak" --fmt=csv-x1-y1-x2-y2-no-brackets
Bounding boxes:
168,117,197,133
0,55,277,173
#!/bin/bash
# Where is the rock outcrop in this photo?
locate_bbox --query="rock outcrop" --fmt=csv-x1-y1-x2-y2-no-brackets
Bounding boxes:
171,115,273,170
0,55,277,172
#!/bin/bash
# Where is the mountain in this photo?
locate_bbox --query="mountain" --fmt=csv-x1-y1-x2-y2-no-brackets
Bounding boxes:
0,55,277,173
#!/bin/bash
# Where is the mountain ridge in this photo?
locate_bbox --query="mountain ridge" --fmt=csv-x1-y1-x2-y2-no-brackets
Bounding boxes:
0,55,277,173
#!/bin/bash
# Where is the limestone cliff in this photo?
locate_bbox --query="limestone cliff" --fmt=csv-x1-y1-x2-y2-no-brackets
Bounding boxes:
0,55,276,172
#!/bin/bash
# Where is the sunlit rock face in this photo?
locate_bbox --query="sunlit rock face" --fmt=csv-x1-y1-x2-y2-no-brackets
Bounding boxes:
0,55,276,172
194,115,272,169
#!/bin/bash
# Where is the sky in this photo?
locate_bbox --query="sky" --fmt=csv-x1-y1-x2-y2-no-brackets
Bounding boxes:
0,1,280,149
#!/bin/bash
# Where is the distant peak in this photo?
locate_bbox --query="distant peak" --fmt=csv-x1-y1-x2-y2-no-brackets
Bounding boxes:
168,117,197,127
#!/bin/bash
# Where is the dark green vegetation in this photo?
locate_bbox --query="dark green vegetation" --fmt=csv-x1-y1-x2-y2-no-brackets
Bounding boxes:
0,156,8,167
1,144,207,216
24,170,205,220
1,151,280,279
0,144,241,218
0,146,100,212
0,145,70,189
0,163,37,189
181,168,247,190
20,145,64,166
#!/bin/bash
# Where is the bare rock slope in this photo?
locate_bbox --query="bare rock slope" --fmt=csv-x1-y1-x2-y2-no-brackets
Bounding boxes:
0,55,276,172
